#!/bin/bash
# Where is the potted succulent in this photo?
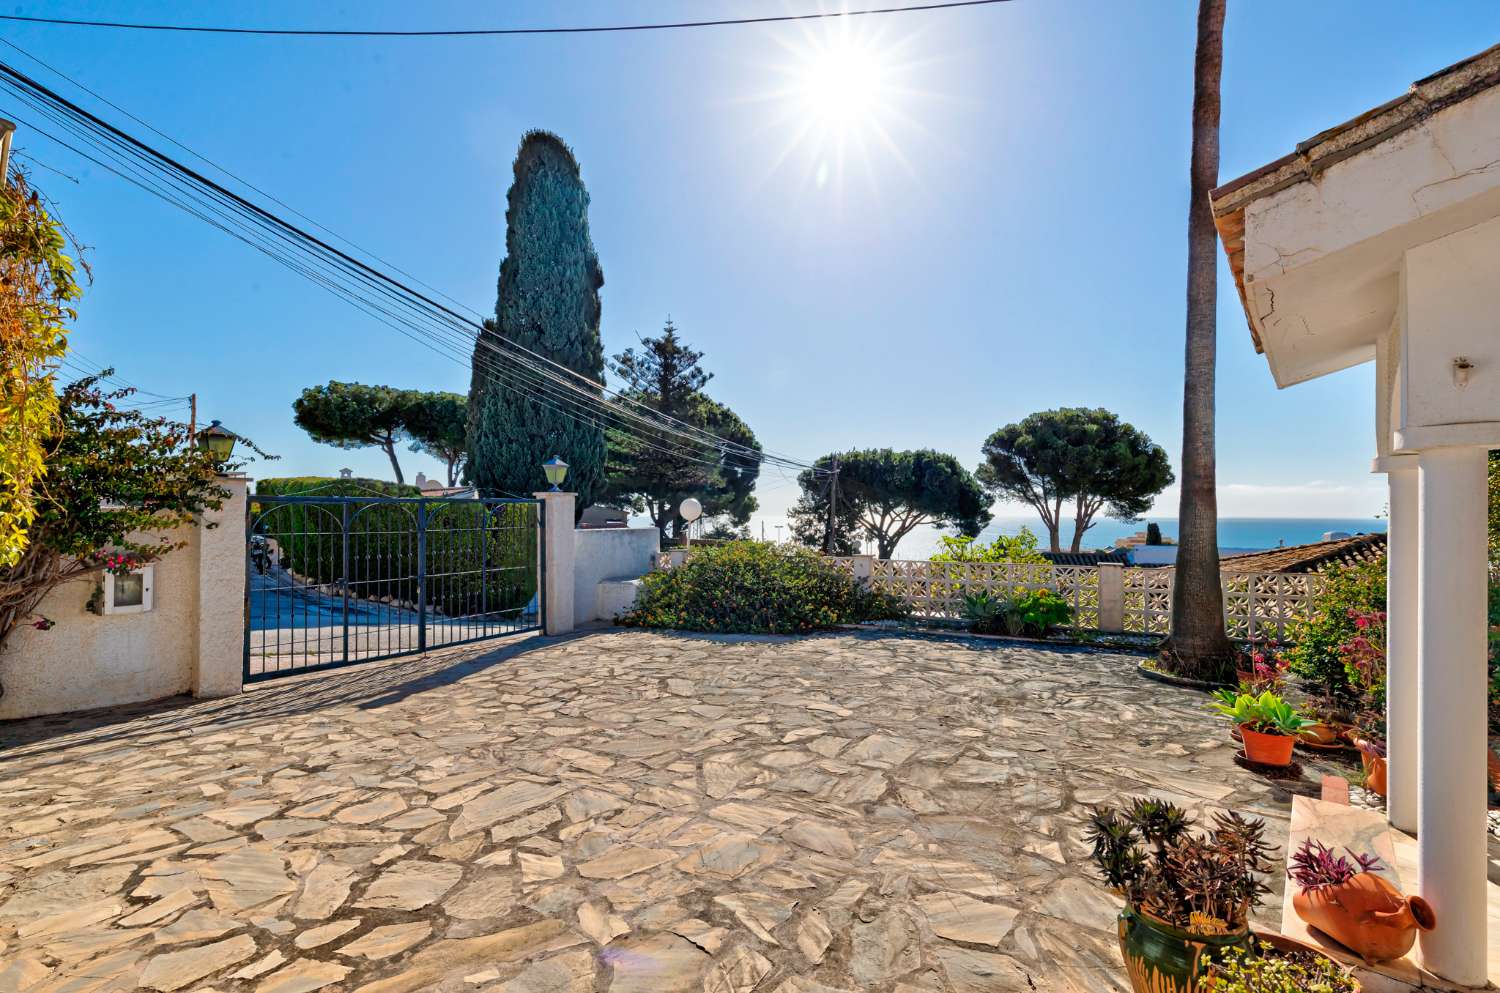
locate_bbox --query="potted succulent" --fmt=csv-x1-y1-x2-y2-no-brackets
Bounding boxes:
1205,935,1361,992
1211,689,1315,767
1288,839,1433,963
1087,798,1274,993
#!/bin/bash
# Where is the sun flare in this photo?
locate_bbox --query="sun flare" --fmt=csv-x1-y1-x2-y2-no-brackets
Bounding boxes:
795,37,890,129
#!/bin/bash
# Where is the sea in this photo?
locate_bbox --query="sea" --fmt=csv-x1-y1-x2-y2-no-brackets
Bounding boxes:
891,516,1387,560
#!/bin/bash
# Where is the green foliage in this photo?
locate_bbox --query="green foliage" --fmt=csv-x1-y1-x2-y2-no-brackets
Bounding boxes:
1283,557,1386,700
931,528,1047,564
960,586,1072,637
1,171,80,567
1210,688,1314,736
1,377,230,654
251,479,537,620
789,448,991,559
603,320,761,536
468,132,607,508
1210,940,1358,993
403,392,467,486
1085,797,1274,932
620,541,908,634
1490,452,1500,563
1490,582,1500,721
978,408,1173,552
293,381,418,484
1146,522,1164,545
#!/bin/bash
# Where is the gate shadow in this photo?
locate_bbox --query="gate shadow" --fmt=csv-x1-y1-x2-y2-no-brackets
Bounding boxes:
0,630,574,761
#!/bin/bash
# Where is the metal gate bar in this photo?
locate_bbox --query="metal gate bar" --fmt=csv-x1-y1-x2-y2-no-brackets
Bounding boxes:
245,495,543,682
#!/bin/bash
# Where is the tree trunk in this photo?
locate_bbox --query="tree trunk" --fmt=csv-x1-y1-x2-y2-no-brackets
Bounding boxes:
878,535,896,560
1163,0,1236,679
382,439,405,485
445,455,458,488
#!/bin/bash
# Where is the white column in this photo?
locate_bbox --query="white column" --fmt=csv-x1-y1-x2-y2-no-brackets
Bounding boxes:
194,474,248,698
1416,446,1489,986
1375,457,1419,833
536,491,575,637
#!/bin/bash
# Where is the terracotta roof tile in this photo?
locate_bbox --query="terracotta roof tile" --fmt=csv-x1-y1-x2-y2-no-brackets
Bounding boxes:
1221,533,1386,574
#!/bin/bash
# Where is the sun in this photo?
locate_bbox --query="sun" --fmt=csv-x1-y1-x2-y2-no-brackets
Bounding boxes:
751,21,925,193
794,36,890,130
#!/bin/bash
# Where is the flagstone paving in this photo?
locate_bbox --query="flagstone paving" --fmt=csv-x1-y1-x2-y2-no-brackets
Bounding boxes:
0,630,1310,993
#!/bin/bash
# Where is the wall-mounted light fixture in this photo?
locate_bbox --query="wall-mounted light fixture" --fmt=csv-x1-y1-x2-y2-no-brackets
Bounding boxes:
1453,356,1475,388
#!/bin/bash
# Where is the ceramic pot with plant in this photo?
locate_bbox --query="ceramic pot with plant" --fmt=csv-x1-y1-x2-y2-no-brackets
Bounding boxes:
1087,798,1274,993
1205,934,1361,992
1350,713,1388,796
1211,689,1315,767
1289,840,1434,962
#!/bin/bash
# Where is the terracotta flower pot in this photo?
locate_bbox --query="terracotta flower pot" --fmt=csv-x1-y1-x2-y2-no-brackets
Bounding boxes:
1292,872,1435,962
1354,743,1388,796
1239,724,1295,767
1298,722,1341,747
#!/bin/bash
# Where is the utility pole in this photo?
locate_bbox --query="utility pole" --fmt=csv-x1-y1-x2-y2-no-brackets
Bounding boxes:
824,455,840,554
0,119,14,181
188,393,197,441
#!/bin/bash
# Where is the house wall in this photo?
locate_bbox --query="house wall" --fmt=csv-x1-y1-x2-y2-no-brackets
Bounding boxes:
0,476,247,721
572,527,660,627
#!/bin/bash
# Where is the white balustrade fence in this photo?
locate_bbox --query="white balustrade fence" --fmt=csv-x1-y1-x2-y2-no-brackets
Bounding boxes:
831,556,1324,642
653,550,1326,642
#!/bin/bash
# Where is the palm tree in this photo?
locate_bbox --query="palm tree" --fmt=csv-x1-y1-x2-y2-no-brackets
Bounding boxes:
1163,0,1236,680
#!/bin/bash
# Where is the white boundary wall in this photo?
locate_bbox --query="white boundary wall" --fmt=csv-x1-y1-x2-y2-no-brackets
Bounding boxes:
573,526,660,627
0,476,248,721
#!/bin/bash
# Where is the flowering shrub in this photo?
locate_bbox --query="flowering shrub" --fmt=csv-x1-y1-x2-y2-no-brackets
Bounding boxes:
1242,643,1289,689
961,585,1072,637
620,541,908,634
1284,558,1386,700
930,529,1046,564
97,551,142,577
1338,608,1387,708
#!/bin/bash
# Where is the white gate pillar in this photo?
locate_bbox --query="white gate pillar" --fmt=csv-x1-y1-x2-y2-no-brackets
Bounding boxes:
1415,445,1489,985
536,491,575,637
1373,455,1419,833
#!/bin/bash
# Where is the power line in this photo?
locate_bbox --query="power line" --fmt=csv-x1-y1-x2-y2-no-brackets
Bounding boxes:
0,2,1011,38
0,57,817,478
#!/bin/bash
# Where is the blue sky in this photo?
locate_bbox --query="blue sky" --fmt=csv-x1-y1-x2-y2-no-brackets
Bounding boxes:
10,1,1499,534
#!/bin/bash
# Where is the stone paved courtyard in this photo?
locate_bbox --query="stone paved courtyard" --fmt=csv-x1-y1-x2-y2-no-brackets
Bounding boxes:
0,630,1311,993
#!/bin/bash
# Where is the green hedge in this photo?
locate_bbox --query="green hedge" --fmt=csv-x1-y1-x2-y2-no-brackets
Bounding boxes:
620,541,908,634
251,478,537,619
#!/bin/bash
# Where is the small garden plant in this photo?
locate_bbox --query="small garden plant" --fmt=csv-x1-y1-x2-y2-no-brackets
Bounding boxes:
1209,939,1358,993
620,540,906,634
1086,797,1274,934
1210,689,1315,736
1288,839,1385,891
961,586,1071,637
1283,557,1385,700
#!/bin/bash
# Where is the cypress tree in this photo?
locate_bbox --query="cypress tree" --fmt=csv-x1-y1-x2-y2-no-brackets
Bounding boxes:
467,131,606,506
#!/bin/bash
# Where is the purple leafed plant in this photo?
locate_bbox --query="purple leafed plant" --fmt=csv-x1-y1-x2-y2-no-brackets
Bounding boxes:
1288,839,1386,891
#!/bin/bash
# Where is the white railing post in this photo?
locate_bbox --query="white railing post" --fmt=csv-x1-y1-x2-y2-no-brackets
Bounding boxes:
1097,562,1124,633
850,554,875,587
535,491,575,636
194,473,248,698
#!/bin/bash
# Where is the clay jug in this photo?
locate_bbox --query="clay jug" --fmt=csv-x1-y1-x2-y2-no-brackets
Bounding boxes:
1292,872,1435,962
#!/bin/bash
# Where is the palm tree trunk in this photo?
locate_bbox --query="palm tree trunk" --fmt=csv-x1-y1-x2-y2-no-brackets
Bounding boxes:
1163,0,1236,680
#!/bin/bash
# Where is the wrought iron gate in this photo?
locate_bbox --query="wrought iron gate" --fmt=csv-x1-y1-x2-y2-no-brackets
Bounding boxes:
245,495,543,682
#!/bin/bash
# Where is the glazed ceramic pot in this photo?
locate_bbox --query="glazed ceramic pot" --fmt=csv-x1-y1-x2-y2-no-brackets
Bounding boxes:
1118,905,1249,993
1239,725,1295,766
1293,873,1435,962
